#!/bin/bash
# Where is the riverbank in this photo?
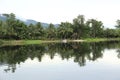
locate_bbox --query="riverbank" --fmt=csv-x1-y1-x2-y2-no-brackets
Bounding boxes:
83,38,120,42
0,40,62,46
0,38,120,46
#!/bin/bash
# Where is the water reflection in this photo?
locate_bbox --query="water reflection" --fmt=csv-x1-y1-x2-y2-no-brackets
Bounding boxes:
0,41,120,73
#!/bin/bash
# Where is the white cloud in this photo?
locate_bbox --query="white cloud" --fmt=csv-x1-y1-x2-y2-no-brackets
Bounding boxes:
0,0,120,28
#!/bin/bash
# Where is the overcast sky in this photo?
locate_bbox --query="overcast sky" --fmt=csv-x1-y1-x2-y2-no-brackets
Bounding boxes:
0,0,120,28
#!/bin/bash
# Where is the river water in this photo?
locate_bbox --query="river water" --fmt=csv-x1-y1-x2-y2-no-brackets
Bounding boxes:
0,41,120,80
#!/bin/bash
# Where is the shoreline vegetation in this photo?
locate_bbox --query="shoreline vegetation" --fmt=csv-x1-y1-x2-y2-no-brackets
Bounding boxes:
1,38,120,46
1,13,120,46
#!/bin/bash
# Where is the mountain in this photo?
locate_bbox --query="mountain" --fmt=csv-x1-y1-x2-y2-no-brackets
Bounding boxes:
25,19,37,25
0,14,7,21
25,19,49,28
0,14,59,28
25,19,59,28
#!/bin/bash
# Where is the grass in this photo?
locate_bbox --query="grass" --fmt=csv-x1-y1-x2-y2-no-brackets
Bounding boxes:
0,38,120,46
22,40,42,44
1,40,62,46
22,40,62,44
84,38,120,42
0,40,42,46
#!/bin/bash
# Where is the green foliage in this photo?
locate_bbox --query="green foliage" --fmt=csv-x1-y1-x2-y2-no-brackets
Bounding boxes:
0,13,120,40
57,22,73,39
115,20,120,28
104,28,120,38
86,19,104,38
73,15,86,39
46,23,56,39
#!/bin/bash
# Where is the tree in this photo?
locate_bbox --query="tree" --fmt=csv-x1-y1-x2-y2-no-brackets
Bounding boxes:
115,20,120,28
73,15,89,39
27,22,45,39
0,21,3,38
46,23,56,39
1,13,120,40
87,19,104,38
35,22,45,39
13,20,27,39
104,28,120,38
3,13,17,39
57,22,73,39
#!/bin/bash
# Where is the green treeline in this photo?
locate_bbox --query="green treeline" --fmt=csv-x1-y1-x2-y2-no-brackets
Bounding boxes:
0,13,120,40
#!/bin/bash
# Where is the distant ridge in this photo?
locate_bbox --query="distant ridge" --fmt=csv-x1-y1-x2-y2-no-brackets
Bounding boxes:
0,14,59,28
0,14,7,21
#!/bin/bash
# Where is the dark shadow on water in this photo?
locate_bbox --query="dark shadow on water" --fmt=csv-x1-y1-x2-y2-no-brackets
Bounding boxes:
0,41,120,73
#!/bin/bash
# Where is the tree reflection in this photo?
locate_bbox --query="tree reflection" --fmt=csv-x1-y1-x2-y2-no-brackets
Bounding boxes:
117,50,120,59
0,41,120,73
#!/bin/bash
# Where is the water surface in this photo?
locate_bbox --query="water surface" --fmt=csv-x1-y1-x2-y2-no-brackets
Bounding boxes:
0,41,120,80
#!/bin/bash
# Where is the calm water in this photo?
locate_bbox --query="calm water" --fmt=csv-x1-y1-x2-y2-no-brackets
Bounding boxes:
0,41,120,80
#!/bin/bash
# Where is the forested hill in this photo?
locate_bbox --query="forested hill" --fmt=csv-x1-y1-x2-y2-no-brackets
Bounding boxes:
0,14,59,28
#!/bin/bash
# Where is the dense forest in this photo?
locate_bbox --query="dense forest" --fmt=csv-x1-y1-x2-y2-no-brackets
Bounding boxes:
0,13,120,40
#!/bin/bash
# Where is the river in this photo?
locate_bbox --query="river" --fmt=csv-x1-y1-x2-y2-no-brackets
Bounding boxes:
0,41,120,80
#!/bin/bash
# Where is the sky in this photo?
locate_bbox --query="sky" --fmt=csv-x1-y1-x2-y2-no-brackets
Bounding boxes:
0,0,120,28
